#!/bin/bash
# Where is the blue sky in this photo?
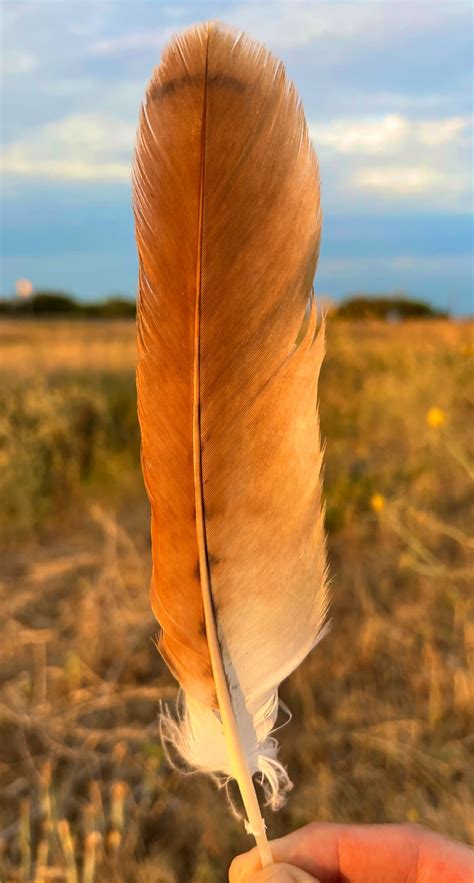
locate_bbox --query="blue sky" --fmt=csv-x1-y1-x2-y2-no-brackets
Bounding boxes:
1,1,473,313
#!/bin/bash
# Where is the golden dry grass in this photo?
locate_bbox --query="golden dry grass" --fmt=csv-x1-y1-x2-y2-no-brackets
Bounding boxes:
0,317,473,881
1,321,137,376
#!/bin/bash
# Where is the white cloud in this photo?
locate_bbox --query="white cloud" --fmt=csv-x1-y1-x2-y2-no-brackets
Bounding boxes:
311,114,408,154
310,113,472,208
417,117,469,146
90,27,175,56
2,157,131,182
1,114,135,181
353,166,448,195
311,114,470,155
1,51,36,76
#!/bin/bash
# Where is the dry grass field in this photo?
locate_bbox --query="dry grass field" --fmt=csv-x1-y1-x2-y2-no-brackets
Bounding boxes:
0,317,473,882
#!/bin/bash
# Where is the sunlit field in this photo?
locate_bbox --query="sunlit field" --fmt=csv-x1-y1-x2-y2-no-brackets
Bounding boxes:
1,317,472,882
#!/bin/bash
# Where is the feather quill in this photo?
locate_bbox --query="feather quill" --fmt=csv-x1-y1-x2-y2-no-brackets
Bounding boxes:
133,21,327,863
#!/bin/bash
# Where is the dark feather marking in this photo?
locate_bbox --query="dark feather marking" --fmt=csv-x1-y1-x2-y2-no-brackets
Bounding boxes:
150,73,245,103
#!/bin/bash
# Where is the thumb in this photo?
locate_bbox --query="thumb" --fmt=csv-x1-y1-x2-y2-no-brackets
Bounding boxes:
229,850,319,883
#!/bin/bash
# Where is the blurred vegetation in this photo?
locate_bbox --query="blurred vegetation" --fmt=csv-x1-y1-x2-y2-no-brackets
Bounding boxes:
334,294,447,321
0,291,136,319
0,318,472,880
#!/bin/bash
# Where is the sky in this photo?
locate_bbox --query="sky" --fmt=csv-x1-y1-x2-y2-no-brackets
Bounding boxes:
1,0,473,313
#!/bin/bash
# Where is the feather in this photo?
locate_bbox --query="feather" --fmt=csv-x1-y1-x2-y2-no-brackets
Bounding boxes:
133,20,328,863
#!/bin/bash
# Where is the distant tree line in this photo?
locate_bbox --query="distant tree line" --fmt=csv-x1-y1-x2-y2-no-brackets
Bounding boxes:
333,294,447,321
0,290,447,320
0,291,136,318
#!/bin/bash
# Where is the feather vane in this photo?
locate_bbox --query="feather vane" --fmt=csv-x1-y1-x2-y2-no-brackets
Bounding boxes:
133,20,327,861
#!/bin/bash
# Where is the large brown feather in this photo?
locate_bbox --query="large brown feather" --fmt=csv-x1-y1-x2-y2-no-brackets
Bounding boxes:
133,21,325,792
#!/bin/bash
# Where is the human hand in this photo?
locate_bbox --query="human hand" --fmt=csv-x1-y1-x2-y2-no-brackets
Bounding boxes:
229,822,474,882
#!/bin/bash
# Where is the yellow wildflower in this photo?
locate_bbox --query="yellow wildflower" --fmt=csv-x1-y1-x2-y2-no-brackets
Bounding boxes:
370,493,385,512
426,406,446,428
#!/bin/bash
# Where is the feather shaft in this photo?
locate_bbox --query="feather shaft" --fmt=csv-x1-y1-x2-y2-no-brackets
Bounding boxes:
192,24,272,865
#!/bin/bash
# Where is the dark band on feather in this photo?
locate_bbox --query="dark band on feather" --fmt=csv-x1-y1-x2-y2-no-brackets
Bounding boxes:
149,73,245,103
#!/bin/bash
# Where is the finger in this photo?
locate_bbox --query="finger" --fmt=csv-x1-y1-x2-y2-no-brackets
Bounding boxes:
229,852,319,883
257,823,473,883
265,823,418,882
